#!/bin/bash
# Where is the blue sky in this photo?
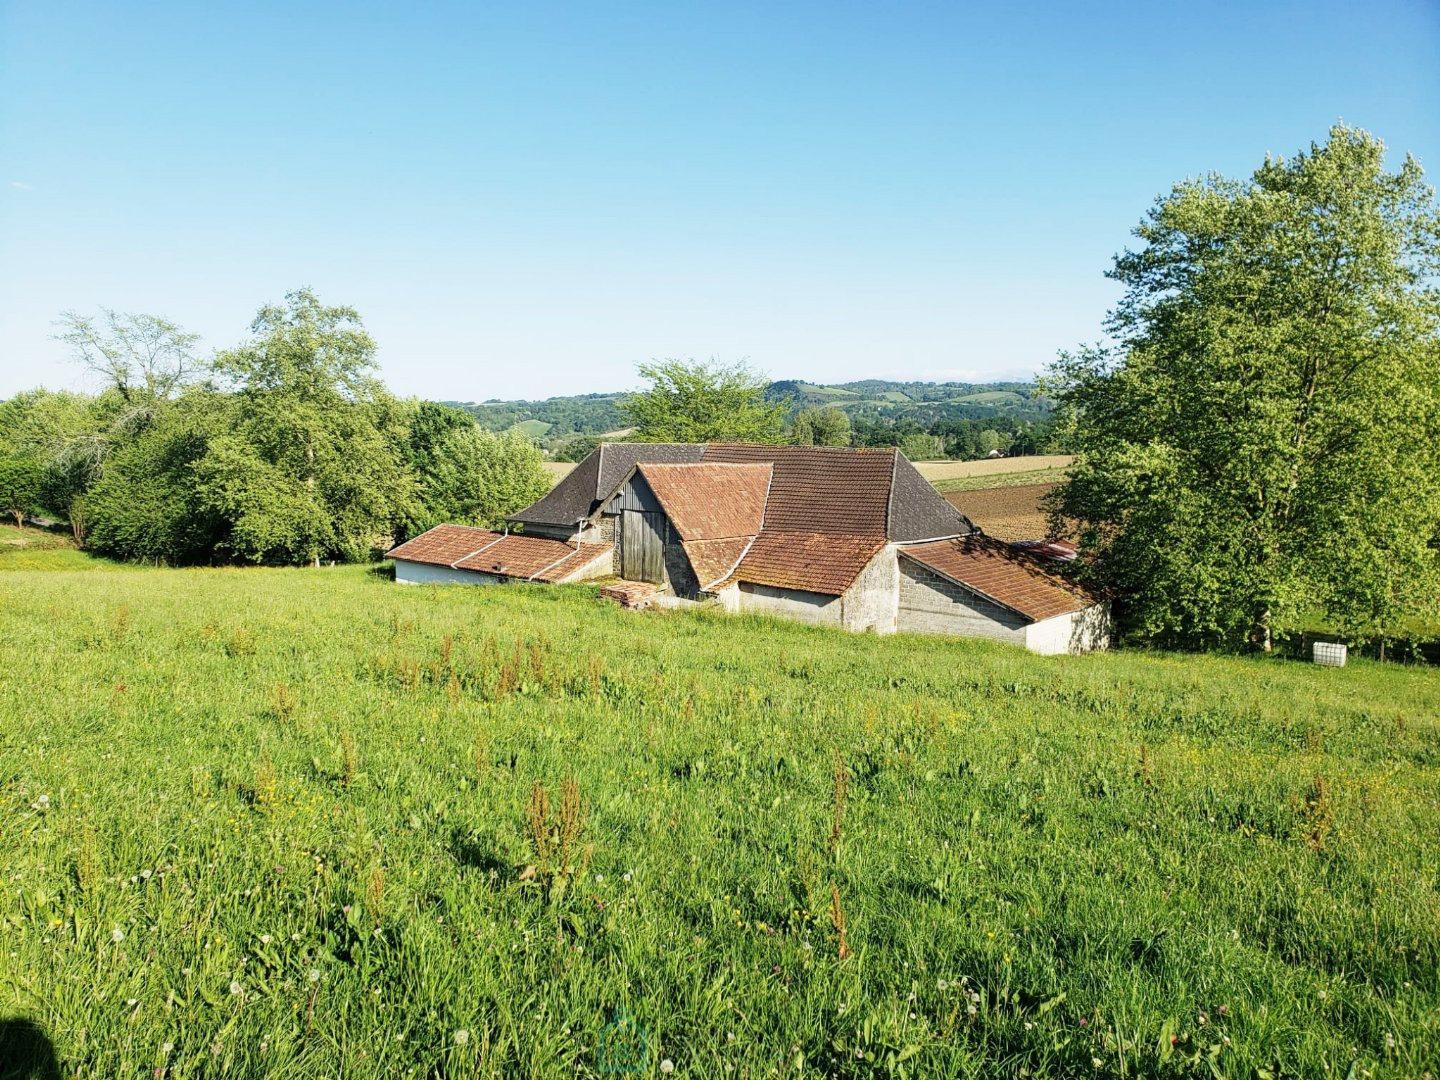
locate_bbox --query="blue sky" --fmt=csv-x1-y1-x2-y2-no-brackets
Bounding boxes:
2,0,1437,402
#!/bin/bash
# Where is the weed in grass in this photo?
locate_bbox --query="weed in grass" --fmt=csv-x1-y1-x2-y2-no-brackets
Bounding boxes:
271,682,296,727
830,880,852,961
524,775,591,903
1301,775,1335,852
341,731,358,789
225,626,255,657
253,747,277,808
72,824,100,894
828,749,848,858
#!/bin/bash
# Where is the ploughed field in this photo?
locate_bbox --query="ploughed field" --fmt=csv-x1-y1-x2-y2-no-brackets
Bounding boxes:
1,546,1438,1077
943,483,1059,543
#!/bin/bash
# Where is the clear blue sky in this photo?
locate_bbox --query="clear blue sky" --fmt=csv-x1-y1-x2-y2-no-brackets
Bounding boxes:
2,0,1437,402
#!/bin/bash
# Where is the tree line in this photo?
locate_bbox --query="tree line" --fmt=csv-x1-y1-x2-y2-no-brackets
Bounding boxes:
0,291,550,565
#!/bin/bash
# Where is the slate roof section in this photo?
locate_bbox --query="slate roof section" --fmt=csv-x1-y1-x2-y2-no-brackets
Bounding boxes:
729,531,887,596
888,452,974,542
701,444,897,536
455,534,613,582
387,525,610,582
899,535,1096,622
386,524,505,566
637,462,771,540
509,443,703,526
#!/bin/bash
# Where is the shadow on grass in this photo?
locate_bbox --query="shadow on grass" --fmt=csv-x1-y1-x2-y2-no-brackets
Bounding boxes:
0,1018,60,1080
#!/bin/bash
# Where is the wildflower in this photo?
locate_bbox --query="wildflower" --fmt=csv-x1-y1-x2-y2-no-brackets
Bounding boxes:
161,1043,173,1055
33,794,50,811
229,981,242,996
127,998,138,1007
937,980,948,991
141,869,152,880
1078,1018,1088,1027
660,1061,675,1074
111,929,124,943
623,871,633,882
260,935,271,945
454,1029,470,1046
1198,1011,1209,1025
1092,1059,1104,1069
1218,1004,1229,1016
307,968,322,983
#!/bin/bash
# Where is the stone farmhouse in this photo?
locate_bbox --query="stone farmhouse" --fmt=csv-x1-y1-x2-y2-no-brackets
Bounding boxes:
387,443,1109,654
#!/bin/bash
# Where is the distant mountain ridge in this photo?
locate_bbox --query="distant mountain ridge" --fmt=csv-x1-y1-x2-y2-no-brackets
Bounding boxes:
445,378,1051,447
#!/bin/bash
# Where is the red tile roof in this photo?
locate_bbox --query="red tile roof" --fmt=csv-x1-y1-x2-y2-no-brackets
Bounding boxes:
899,535,1096,621
701,444,898,536
729,531,887,596
681,537,754,589
389,526,610,583
386,524,503,566
637,463,771,540
456,534,612,582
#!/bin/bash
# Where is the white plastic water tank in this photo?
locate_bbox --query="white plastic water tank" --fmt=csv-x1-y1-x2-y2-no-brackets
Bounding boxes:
1312,641,1347,667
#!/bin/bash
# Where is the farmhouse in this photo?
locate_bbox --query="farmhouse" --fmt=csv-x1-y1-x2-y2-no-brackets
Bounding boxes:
387,443,1109,654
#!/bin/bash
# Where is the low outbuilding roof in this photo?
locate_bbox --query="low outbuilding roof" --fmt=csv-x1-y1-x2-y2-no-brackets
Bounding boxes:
387,526,611,583
899,535,1097,622
723,531,888,597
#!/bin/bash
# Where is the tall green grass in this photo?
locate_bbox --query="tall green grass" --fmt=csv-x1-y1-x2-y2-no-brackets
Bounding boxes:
0,562,1436,1077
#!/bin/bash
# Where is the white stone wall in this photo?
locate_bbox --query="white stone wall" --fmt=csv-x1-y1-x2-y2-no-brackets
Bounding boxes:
393,560,503,586
896,559,1028,646
736,582,844,626
1025,604,1111,655
840,546,898,634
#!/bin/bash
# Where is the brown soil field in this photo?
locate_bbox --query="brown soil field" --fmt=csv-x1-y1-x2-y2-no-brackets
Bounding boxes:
944,482,1059,542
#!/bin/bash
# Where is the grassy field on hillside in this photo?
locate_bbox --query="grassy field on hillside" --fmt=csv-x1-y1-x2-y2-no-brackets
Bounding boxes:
1,554,1437,1077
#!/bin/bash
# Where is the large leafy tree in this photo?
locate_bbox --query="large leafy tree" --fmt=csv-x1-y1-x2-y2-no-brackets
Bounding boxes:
425,427,552,531
623,360,788,443
1051,125,1440,650
0,455,42,526
791,406,852,447
84,390,231,562
200,290,415,565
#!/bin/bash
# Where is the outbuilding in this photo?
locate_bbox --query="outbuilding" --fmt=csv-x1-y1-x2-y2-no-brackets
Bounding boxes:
387,442,1110,654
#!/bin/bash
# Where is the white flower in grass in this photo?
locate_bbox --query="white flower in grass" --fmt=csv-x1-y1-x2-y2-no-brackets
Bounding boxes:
161,1042,173,1055
307,968,322,983
229,980,242,996
454,1029,470,1047
660,1060,675,1074
111,928,124,943
259,934,271,945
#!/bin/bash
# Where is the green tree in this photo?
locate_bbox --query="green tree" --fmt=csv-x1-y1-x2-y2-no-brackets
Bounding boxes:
425,428,552,531
791,406,852,446
84,393,230,562
0,455,42,526
1050,125,1440,650
200,290,415,565
899,433,944,461
55,309,200,408
623,360,787,443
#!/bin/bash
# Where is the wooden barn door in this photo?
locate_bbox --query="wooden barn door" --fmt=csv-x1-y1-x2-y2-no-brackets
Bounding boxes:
621,510,665,584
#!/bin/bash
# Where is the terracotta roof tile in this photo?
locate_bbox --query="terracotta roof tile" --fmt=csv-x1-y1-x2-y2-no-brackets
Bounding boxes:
681,537,754,589
731,531,887,596
454,534,612,582
702,444,896,535
637,462,771,540
900,535,1096,621
386,524,506,566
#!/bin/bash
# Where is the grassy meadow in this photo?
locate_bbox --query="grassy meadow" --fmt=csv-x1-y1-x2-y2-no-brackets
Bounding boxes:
1,537,1438,1077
